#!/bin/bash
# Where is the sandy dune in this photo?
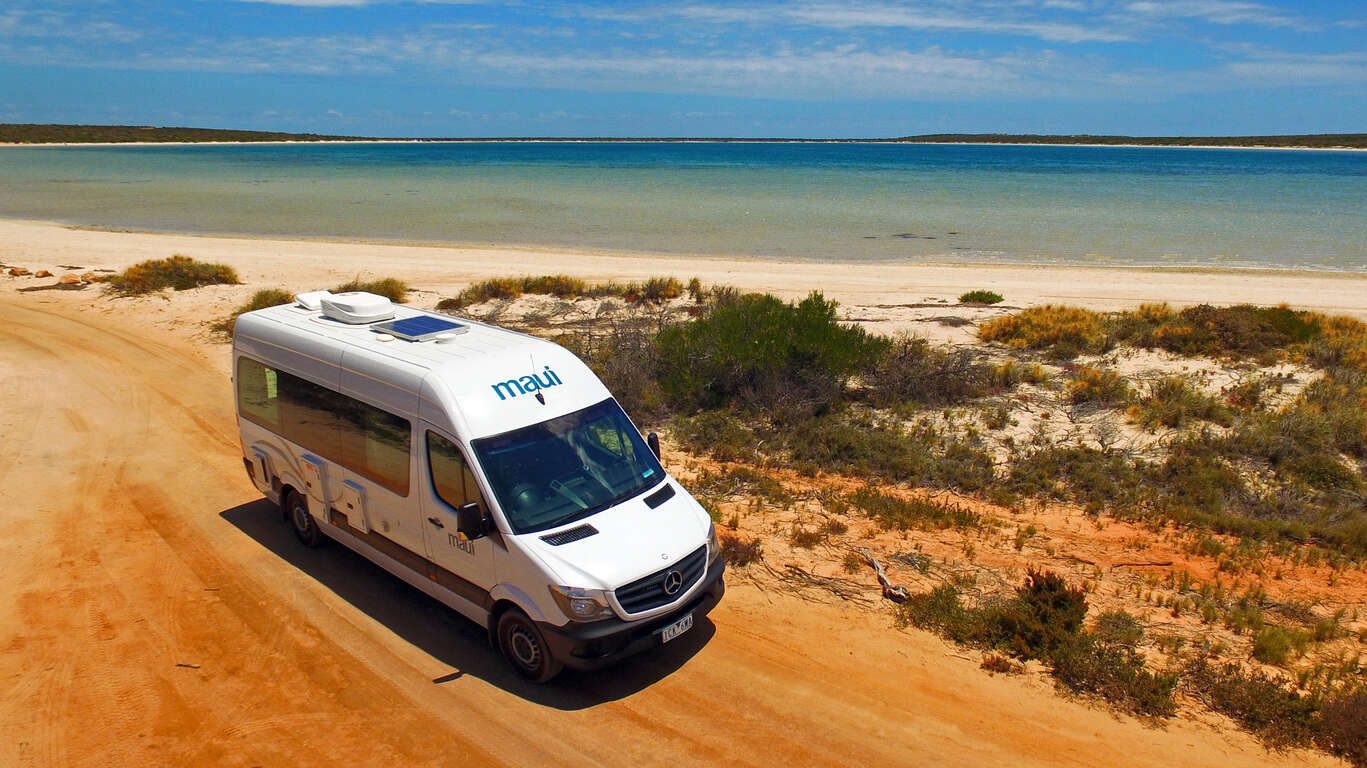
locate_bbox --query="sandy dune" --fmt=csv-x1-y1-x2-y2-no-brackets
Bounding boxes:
0,236,1349,765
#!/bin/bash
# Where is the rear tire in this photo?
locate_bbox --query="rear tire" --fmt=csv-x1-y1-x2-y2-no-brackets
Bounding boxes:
285,490,322,548
497,609,562,683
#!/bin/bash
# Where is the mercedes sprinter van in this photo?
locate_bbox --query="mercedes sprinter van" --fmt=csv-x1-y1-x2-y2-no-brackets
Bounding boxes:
233,290,724,681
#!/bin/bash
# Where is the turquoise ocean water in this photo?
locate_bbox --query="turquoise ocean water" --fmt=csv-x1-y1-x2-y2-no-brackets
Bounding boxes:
1,142,1363,270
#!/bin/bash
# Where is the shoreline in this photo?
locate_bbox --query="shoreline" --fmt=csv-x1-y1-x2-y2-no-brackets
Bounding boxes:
3,218,1367,328
2,139,1365,151
52,220,1367,279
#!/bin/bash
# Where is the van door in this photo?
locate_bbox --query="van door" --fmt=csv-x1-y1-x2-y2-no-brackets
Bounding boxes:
331,402,429,571
420,428,498,605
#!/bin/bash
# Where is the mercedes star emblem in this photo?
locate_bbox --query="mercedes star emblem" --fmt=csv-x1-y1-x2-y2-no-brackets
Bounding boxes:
663,570,684,595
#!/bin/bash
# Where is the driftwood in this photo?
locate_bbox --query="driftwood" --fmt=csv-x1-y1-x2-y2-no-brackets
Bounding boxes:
860,547,912,604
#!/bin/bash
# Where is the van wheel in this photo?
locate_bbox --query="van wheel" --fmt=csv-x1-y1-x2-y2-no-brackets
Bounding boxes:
285,491,322,548
497,610,562,683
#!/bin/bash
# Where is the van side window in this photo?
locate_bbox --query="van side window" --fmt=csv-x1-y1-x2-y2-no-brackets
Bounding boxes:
427,431,485,513
337,400,411,497
235,356,411,496
236,357,281,430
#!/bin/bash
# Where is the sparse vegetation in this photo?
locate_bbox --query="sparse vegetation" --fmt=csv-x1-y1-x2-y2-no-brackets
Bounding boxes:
959,289,1004,305
212,287,293,337
105,255,240,296
333,276,409,303
848,486,980,532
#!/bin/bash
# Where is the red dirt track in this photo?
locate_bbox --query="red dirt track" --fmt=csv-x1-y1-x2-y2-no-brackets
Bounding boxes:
0,296,1341,767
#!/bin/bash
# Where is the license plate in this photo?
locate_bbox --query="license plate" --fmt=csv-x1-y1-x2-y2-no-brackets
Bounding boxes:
659,613,693,644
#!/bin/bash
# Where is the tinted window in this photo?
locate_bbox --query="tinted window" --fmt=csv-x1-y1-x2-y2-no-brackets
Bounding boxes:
427,431,485,514
235,356,411,496
236,357,280,431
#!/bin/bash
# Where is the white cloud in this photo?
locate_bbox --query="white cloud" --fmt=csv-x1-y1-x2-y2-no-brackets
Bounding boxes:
782,4,1130,43
1124,1,1308,29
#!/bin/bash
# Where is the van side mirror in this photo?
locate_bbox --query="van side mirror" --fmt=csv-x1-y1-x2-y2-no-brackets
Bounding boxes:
456,501,487,541
647,432,661,459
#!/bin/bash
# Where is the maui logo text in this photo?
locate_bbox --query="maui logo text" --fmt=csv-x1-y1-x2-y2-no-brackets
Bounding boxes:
491,366,564,401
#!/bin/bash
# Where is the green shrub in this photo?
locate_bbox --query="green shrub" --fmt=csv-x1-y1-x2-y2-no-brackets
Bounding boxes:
655,292,888,419
1251,626,1299,665
864,335,993,407
1152,304,1320,360
1006,446,1141,509
640,276,683,303
1319,688,1367,765
959,289,1004,305
996,569,1089,660
1185,659,1321,748
897,584,991,645
559,319,666,424
105,254,241,295
333,276,409,303
1051,635,1177,717
1067,365,1129,406
213,287,293,337
1128,377,1232,430
670,411,758,463
979,305,1110,358
848,486,980,531
1092,609,1145,648
719,532,763,566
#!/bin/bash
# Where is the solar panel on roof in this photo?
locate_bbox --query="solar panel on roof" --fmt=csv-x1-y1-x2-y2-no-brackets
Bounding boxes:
371,315,469,342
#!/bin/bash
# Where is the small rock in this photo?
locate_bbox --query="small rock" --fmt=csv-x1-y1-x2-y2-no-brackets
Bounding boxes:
80,271,100,283
8,267,31,277
34,270,52,278
59,273,84,285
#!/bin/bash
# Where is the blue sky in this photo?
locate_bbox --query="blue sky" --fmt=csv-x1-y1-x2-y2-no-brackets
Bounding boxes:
1,1,1363,137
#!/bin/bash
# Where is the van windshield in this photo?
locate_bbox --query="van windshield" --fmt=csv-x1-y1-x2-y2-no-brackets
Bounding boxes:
472,398,666,534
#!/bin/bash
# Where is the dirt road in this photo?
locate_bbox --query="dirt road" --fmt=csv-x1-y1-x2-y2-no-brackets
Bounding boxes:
0,294,1342,768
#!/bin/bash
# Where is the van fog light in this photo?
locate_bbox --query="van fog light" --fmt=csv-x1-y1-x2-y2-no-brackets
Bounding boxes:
549,585,615,621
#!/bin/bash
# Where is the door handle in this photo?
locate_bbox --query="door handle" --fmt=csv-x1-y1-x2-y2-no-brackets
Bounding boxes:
427,517,445,529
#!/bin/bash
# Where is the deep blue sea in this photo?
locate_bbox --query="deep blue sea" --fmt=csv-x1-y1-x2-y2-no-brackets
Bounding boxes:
1,142,1364,270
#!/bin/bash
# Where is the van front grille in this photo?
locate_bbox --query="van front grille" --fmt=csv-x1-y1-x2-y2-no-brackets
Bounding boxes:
614,545,707,615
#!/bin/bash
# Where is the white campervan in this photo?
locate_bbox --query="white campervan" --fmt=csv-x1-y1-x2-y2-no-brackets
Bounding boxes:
233,291,724,682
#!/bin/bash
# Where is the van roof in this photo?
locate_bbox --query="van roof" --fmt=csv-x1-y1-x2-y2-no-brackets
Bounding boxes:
232,299,611,440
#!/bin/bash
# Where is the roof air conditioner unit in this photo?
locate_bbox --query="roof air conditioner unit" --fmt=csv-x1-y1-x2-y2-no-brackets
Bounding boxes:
320,292,396,324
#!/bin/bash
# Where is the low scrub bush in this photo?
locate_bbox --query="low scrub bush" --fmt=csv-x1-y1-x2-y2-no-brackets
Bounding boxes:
670,411,759,463
848,486,980,531
1092,609,1145,648
1152,304,1319,360
334,276,409,303
996,569,1089,660
655,292,888,419
719,532,763,566
692,466,792,506
640,276,683,303
558,319,665,424
1319,688,1367,765
1128,377,1232,430
1006,446,1141,510
1185,659,1321,748
1051,635,1178,717
213,287,293,337
864,335,993,407
1067,365,1129,406
959,289,1004,305
979,305,1110,359
105,254,241,295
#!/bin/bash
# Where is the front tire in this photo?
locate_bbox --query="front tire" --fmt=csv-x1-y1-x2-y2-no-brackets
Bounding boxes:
285,490,322,548
497,609,562,683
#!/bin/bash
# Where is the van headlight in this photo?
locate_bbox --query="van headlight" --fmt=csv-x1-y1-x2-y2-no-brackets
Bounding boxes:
706,521,720,564
548,585,615,622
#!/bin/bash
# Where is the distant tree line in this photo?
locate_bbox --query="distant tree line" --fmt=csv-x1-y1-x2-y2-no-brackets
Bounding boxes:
2,124,1363,148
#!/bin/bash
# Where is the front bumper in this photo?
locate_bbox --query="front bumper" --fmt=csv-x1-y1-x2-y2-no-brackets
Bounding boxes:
538,558,725,671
